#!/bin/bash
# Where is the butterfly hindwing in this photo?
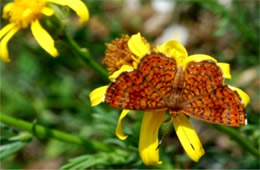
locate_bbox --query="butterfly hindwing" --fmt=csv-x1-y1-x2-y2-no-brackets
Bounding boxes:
105,71,163,110
183,86,246,126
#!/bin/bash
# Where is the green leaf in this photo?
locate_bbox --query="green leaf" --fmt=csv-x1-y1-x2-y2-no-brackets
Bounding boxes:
0,141,28,160
61,149,130,169
0,125,31,160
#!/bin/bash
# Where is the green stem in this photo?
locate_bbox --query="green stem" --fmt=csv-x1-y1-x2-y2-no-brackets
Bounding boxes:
0,113,111,152
63,29,109,82
213,124,259,158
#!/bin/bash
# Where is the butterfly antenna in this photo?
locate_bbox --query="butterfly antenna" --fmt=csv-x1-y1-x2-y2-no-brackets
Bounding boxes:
156,117,172,150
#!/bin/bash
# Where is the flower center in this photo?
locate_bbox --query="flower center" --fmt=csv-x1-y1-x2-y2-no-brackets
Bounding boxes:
103,35,134,74
103,35,152,74
5,0,46,28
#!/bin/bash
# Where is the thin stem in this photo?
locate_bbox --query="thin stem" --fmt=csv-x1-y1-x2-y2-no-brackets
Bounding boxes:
213,124,259,158
63,29,109,82
0,113,111,152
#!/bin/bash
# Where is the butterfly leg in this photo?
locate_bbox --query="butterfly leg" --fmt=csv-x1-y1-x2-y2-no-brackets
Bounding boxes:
170,110,179,118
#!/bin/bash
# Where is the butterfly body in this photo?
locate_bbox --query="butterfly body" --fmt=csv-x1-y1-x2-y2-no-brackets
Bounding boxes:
167,66,184,113
104,52,246,126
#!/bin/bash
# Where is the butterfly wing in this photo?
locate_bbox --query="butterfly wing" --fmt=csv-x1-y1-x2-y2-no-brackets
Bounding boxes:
182,61,224,100
138,53,177,98
182,61,246,126
105,53,177,110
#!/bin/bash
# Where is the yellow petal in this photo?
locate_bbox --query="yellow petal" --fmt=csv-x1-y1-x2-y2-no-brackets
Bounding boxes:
217,62,232,79
128,33,150,60
139,110,165,165
0,23,15,39
41,7,54,16
116,109,130,140
31,20,58,57
109,65,134,81
22,8,32,19
228,86,250,107
2,2,14,19
182,54,217,69
156,40,188,66
0,26,19,62
89,85,109,106
172,113,205,162
47,0,89,24
132,61,138,69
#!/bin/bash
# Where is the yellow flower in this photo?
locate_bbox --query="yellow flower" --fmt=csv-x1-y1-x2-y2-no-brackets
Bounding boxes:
0,0,89,62
89,33,250,165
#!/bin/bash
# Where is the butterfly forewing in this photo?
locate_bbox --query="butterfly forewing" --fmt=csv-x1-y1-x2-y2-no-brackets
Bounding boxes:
138,53,177,98
182,61,246,126
182,61,224,100
105,53,177,110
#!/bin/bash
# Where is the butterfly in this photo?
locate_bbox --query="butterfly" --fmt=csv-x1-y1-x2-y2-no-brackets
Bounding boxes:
104,52,246,126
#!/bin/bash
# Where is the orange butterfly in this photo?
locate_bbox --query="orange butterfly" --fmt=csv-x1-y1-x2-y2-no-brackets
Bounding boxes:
105,52,246,126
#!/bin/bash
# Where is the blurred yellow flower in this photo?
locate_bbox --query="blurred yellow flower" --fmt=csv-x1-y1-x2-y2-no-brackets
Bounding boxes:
0,0,89,62
89,33,250,165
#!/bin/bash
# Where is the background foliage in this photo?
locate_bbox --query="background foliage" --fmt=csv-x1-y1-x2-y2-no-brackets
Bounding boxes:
1,0,259,169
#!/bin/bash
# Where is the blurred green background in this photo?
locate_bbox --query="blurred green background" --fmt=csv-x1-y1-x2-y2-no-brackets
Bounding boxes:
0,0,259,169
